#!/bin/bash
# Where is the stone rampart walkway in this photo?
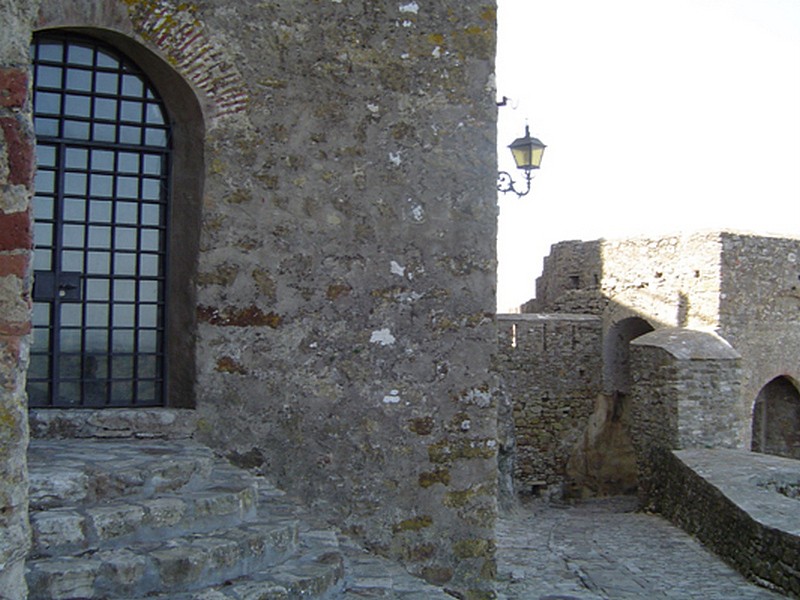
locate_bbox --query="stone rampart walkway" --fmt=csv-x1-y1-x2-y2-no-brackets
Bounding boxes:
494,496,786,599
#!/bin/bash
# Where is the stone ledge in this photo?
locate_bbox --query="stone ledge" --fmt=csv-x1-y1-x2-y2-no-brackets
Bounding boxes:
651,448,800,598
29,409,198,440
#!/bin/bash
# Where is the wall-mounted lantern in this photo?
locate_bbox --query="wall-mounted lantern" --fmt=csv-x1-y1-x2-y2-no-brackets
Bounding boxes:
497,125,546,198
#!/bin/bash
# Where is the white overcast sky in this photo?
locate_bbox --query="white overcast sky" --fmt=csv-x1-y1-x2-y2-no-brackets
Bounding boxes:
495,0,800,311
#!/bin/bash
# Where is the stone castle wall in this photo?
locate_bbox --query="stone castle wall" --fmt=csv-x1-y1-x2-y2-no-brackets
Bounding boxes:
717,232,800,446
503,230,800,499
2,0,500,594
495,314,602,494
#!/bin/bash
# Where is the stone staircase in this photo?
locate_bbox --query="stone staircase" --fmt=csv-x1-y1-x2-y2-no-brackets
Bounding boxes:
26,438,346,599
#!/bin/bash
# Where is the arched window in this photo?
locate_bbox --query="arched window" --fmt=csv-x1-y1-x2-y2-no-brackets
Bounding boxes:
28,32,171,407
752,376,800,460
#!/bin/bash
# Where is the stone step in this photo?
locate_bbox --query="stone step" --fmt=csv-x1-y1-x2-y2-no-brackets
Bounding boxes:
137,530,346,600
30,463,259,556
28,439,216,509
26,517,300,600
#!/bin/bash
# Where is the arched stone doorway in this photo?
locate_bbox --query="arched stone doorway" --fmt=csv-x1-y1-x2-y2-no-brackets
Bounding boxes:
752,376,800,460
27,27,203,408
603,316,655,395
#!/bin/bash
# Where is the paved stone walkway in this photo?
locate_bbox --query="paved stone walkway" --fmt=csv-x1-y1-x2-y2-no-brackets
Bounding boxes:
494,497,786,599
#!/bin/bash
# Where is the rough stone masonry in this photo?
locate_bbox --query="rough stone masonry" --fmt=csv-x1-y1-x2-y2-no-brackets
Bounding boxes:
0,0,500,596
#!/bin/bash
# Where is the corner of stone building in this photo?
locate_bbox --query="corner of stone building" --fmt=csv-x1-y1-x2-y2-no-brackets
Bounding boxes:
0,3,37,594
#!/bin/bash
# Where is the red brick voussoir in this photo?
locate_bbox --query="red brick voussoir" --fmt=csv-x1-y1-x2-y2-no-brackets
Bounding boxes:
0,116,35,187
0,68,28,108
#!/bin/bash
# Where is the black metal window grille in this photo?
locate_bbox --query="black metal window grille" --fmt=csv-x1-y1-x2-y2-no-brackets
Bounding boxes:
28,32,171,408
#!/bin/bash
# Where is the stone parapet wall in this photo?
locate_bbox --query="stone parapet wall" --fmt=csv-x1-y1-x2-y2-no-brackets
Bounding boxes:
651,449,800,598
496,314,602,493
629,328,742,498
0,1,37,596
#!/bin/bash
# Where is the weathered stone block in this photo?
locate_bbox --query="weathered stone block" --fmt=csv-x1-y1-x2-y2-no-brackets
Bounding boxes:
31,509,86,552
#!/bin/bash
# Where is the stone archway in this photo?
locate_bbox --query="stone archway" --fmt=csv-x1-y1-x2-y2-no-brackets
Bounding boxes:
752,376,800,460
603,316,655,395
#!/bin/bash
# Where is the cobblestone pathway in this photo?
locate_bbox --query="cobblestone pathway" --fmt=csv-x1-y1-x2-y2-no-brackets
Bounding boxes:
494,497,786,600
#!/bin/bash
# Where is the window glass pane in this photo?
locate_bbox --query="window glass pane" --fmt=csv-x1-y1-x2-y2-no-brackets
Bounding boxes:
117,202,138,224
32,302,51,328
64,119,90,139
28,382,50,406
145,103,165,125
113,280,135,302
118,152,139,173
35,91,61,114
36,145,57,168
121,74,143,96
110,381,133,405
35,118,59,137
115,253,136,275
138,329,157,353
86,280,109,301
59,328,82,351
64,94,90,117
141,204,161,226
63,199,85,221
29,354,50,380
61,303,82,327
66,44,93,66
142,155,162,175
65,147,88,169
95,71,118,94
62,250,83,271
115,227,137,250
94,97,116,119
91,149,114,171
38,41,63,62
88,225,111,248
36,65,62,88
139,254,159,276
64,172,87,195
34,222,53,246
118,176,139,198
33,249,52,271
112,329,134,352
121,100,142,121
35,171,55,195
62,224,85,248
145,128,167,147
92,122,116,143
85,327,109,350
119,125,142,145
140,230,160,252
96,49,118,69
90,175,113,197
89,200,112,222
87,251,110,274
142,178,162,200
138,380,158,403
113,304,135,327
139,280,159,302
139,304,158,328
65,68,92,91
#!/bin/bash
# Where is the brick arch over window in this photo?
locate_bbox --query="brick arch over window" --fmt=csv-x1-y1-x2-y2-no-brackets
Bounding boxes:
752,375,800,460
31,27,203,408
